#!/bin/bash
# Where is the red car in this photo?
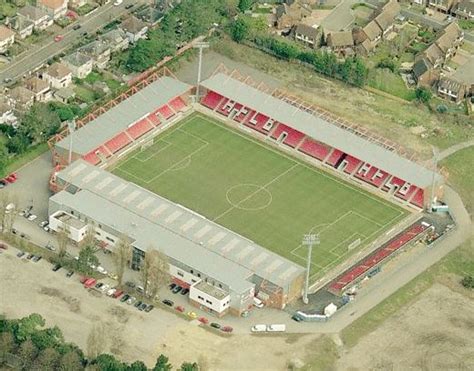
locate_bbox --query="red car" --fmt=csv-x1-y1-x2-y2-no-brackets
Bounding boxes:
112,289,124,299
80,276,90,284
175,305,185,313
221,326,233,333
198,317,209,324
54,35,64,42
5,173,17,183
84,278,97,288
0,243,8,250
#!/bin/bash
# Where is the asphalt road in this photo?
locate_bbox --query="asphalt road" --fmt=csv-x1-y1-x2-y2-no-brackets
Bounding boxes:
0,0,142,86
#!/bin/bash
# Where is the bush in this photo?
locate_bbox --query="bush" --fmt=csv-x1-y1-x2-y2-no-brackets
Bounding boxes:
415,87,432,103
376,58,396,73
436,104,448,113
461,275,474,289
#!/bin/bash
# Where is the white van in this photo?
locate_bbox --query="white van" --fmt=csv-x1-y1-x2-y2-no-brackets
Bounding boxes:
251,324,267,333
5,203,15,214
113,0,123,5
266,324,286,332
253,297,264,308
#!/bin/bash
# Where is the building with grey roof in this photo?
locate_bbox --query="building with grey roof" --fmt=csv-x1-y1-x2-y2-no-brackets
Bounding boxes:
49,159,305,315
200,73,441,189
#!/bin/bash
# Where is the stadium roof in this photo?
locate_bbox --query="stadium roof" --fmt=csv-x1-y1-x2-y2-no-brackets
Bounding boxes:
201,73,441,188
56,76,192,156
54,159,305,292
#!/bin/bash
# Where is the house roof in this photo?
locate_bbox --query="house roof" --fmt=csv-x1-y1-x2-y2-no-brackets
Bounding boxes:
363,20,382,41
423,43,444,65
25,76,50,93
435,22,463,54
18,5,49,21
63,51,93,67
45,62,71,79
455,0,474,13
56,76,192,155
11,14,34,32
121,16,147,34
295,23,319,40
100,29,128,45
438,77,464,93
0,25,15,41
8,86,35,104
55,87,76,100
39,0,66,10
201,73,441,187
326,31,354,48
54,160,305,293
78,40,110,57
374,0,400,31
413,58,431,79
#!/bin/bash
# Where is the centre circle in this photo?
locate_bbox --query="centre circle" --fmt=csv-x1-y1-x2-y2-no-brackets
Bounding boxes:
226,184,273,211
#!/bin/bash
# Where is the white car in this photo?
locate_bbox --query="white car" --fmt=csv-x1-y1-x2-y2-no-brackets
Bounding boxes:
39,221,49,228
44,226,50,233
251,324,267,333
266,324,286,332
106,288,117,297
100,284,110,293
113,0,122,5
253,297,264,308
27,214,37,221
96,266,107,275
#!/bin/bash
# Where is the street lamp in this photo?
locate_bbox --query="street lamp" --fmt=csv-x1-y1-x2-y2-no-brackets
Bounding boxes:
302,233,320,304
193,41,209,102
67,120,76,165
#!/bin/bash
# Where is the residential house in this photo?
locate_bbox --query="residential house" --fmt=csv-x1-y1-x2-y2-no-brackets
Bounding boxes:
8,86,35,109
374,0,400,36
326,31,354,55
78,40,111,69
356,21,382,54
428,0,458,13
38,0,69,20
294,23,320,49
25,76,52,102
43,62,72,89
0,25,15,53
275,0,311,30
0,101,18,126
70,0,88,8
120,16,148,44
453,0,474,19
9,15,34,39
99,29,129,52
437,77,466,102
18,5,53,31
412,58,439,87
54,87,76,103
422,42,445,68
63,52,93,78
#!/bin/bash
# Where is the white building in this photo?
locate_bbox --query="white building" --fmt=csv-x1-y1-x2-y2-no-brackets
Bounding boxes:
43,62,73,89
0,25,15,53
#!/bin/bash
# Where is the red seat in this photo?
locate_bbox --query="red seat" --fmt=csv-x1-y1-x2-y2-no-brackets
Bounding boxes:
298,138,331,161
245,113,273,133
146,113,161,127
168,97,186,112
410,189,424,208
325,149,344,166
104,132,132,154
83,151,100,165
270,123,305,148
342,155,362,174
217,99,233,117
234,107,254,123
201,91,224,110
157,105,174,120
126,119,154,139
395,184,417,201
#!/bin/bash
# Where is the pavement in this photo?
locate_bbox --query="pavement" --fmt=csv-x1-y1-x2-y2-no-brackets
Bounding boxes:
0,0,144,86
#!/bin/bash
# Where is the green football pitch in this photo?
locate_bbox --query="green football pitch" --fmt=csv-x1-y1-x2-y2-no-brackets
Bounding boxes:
112,113,409,279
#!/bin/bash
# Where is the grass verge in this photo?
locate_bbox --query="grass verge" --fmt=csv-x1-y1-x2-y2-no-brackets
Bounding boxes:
2,143,48,178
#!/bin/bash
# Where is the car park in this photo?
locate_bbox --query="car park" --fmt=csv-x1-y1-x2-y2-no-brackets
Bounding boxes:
172,285,182,294
66,270,74,278
120,294,130,302
162,299,174,307
144,304,154,312
180,288,189,295
52,263,61,271
210,323,221,329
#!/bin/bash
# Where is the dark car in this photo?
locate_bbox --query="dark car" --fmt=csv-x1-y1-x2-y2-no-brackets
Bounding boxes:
17,251,25,258
172,285,182,294
95,282,104,289
73,24,81,30
66,270,74,278
144,304,154,312
138,302,148,311
291,314,303,322
134,300,142,308
125,281,136,288
26,253,34,260
32,256,42,262
81,31,88,37
162,299,174,307
125,3,134,9
210,323,221,329
0,180,7,188
52,263,61,271
120,294,130,303
169,283,177,290
180,288,189,295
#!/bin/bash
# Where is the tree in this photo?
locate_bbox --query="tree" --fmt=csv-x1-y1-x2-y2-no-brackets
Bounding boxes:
180,362,199,371
141,249,170,298
153,354,172,371
415,87,432,103
86,323,107,359
129,360,148,371
33,347,60,370
92,354,126,371
15,313,45,342
0,141,8,176
238,0,253,12
58,351,84,371
77,245,99,275
57,225,69,259
31,326,64,350
114,237,132,286
19,103,61,144
230,17,250,42
18,339,38,369
461,275,474,289
0,332,15,358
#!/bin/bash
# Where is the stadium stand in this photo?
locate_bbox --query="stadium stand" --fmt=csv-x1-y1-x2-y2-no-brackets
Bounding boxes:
157,105,174,120
146,113,161,127
83,151,100,165
271,123,305,148
201,91,224,110
298,138,331,161
410,189,425,208
340,155,362,175
234,107,254,123
126,119,154,139
168,97,187,112
395,184,418,201
329,222,429,293
104,132,132,154
245,113,273,133
325,149,345,167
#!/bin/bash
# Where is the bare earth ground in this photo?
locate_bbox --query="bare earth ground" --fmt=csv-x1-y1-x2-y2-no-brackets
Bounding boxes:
336,283,474,370
0,251,320,370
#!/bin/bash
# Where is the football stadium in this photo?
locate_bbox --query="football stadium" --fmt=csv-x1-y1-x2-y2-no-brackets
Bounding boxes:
47,68,442,317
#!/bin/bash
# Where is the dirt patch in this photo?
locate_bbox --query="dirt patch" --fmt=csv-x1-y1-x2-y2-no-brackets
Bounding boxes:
39,286,81,313
336,284,474,370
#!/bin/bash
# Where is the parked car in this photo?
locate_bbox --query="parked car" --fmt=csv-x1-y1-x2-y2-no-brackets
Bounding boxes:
32,255,42,262
253,297,264,308
172,286,182,294
0,180,7,189
96,266,107,275
291,314,303,322
0,243,8,250
52,263,61,271
169,283,177,290
73,24,81,30
84,278,97,288
134,300,142,308
138,303,148,311
99,284,110,293
221,326,233,333
144,305,154,312
45,242,55,251
39,221,49,228
106,288,117,297
187,311,197,319
126,296,136,305
125,3,134,9
136,285,144,293
66,270,74,278
112,290,124,299
17,251,25,258
26,253,34,260
175,305,185,313
198,317,209,324
54,35,64,42
125,281,136,288
180,288,189,295
210,323,221,329
162,299,174,307
27,214,37,221
95,282,104,289
120,294,130,303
